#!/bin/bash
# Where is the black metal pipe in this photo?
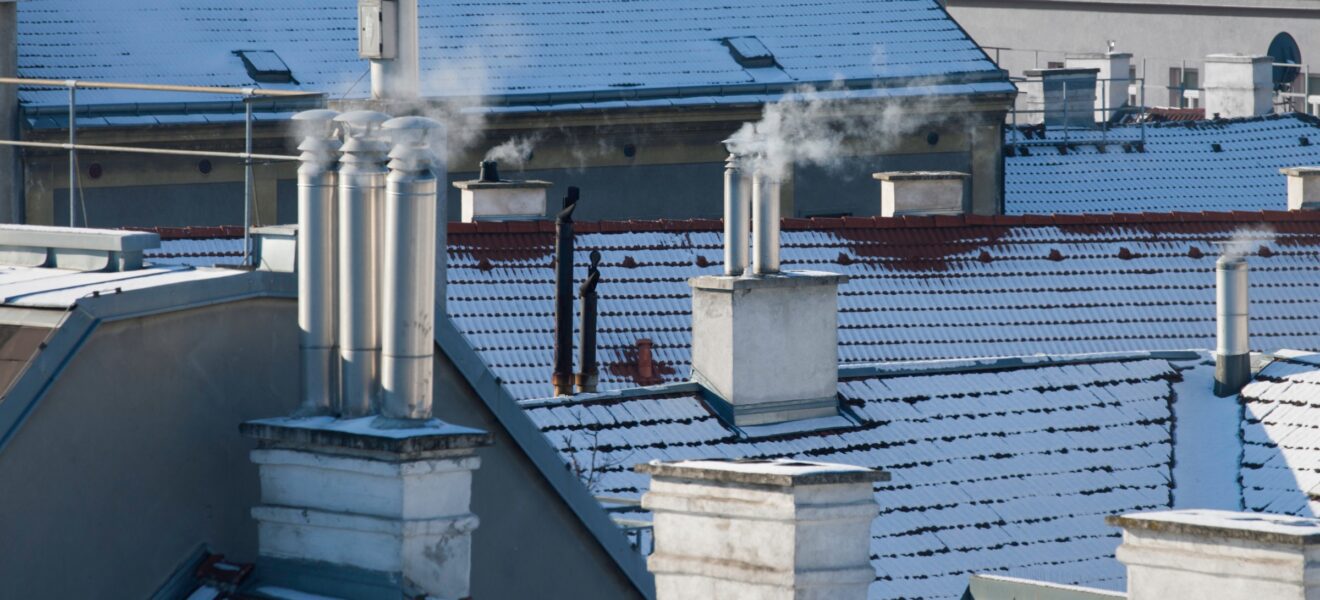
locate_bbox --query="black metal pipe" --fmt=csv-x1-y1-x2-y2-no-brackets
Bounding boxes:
552,186,580,396
577,250,602,394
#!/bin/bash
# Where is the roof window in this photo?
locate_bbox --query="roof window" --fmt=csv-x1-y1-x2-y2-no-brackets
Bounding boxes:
234,50,297,84
722,36,777,69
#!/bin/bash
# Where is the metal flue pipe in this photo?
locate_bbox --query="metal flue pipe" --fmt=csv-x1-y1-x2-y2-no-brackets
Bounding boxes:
752,169,781,275
552,187,580,396
292,109,342,417
334,110,392,417
1215,254,1251,397
576,250,602,394
370,0,420,99
723,151,749,276
379,116,445,420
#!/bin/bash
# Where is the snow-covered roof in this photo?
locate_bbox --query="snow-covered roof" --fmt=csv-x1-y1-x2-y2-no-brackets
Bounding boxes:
17,0,1006,110
525,355,1185,599
1004,114,1320,214
0,264,242,308
445,212,1320,401
1241,350,1320,517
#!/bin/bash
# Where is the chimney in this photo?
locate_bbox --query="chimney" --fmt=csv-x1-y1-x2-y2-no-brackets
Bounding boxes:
359,0,419,100
1281,167,1320,211
723,150,750,276
334,110,391,416
243,112,490,598
636,459,888,600
872,171,969,217
690,144,847,426
1215,254,1250,397
1023,67,1100,129
552,187,580,396
291,109,341,417
576,250,602,394
1065,51,1132,122
379,116,445,421
1110,510,1320,600
1203,54,1273,118
452,160,554,222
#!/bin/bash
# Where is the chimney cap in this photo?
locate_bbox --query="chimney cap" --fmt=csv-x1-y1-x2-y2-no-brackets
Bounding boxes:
1106,509,1320,546
636,458,890,488
872,171,970,182
453,178,554,190
1281,166,1320,177
1205,53,1272,64
291,109,341,124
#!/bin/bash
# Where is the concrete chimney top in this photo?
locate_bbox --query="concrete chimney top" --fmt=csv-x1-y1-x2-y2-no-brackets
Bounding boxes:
1023,68,1100,129
1110,509,1320,600
873,171,968,217
1282,167,1320,211
1203,54,1273,119
639,458,887,600
453,160,553,222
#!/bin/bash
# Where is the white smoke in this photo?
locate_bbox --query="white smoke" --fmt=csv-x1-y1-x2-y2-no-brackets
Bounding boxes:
484,133,543,170
1219,225,1277,259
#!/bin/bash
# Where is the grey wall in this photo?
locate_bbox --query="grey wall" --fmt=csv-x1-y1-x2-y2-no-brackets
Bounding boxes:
0,298,297,599
430,350,644,600
0,1,17,224
54,181,245,228
794,151,973,216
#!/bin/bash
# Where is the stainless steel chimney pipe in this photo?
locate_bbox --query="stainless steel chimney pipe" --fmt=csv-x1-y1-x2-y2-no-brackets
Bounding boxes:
379,116,445,420
1215,254,1251,397
751,169,781,275
723,152,749,276
292,109,342,416
334,110,392,417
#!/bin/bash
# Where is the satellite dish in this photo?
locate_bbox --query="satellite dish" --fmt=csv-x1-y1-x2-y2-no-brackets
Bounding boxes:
1269,32,1302,90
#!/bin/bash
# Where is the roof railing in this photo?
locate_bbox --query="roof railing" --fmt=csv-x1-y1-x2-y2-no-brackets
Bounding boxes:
1007,76,1149,148
0,76,323,266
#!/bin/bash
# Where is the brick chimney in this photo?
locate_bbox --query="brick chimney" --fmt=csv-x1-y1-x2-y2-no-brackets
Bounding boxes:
872,171,968,217
452,160,554,222
1203,54,1273,118
1110,509,1320,600
637,459,888,600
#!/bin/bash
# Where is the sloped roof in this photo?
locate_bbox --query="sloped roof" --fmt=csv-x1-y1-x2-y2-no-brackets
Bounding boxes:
446,212,1320,401
1004,114,1320,215
17,0,1006,109
525,356,1182,599
1241,350,1320,517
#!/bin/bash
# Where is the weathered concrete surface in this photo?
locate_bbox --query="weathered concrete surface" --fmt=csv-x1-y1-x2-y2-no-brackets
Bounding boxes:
873,171,969,216
453,179,552,222
1111,509,1320,600
640,459,886,600
1283,167,1320,211
1203,54,1274,118
690,271,846,425
0,298,297,598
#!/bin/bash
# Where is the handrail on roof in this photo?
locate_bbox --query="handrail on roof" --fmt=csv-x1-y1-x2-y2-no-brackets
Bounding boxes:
0,76,319,98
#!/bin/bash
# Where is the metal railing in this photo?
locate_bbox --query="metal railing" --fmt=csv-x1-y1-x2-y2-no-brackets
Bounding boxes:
596,495,654,555
1007,76,1148,147
0,77,322,265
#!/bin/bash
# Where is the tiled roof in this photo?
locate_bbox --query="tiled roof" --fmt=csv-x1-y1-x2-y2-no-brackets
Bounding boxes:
17,0,1003,109
1241,350,1320,517
525,357,1181,599
1004,114,1320,214
446,212,1320,401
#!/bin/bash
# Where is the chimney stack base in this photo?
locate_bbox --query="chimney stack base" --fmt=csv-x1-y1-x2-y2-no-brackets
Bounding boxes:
240,417,491,599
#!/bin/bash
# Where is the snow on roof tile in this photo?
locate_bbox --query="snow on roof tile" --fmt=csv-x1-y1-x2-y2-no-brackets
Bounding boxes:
1241,352,1320,517
17,0,1001,108
526,357,1179,599
445,213,1320,401
1004,114,1320,214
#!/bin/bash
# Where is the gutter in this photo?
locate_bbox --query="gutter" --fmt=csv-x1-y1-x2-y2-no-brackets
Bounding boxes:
0,269,294,454
434,316,657,599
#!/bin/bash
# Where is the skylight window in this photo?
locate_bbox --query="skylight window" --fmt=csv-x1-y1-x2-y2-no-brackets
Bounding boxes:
723,36,777,69
234,50,296,84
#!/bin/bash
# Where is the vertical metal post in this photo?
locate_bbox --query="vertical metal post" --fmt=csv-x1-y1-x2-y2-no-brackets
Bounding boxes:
243,95,253,266
67,81,76,227
1140,77,1147,144
1062,80,1069,146
1102,78,1109,142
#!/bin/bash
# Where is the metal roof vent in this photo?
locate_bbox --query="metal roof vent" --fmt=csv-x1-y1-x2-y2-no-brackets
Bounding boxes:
234,50,297,84
723,36,777,69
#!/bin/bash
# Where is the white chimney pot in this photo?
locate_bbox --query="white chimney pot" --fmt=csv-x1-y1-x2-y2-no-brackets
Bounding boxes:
1203,54,1273,118
453,179,553,222
1111,509,1320,600
1065,52,1132,120
1282,167,1320,211
1023,67,1100,128
638,459,888,600
873,171,968,217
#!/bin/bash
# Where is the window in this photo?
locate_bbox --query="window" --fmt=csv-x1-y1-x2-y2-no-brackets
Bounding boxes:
1169,67,1199,108
234,50,296,84
1047,61,1065,69
722,37,777,69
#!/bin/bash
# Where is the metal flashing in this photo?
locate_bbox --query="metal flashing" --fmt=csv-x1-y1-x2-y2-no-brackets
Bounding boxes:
964,574,1126,600
838,350,1206,381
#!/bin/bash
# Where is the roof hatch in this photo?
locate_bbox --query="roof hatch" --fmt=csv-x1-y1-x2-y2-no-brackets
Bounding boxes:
234,50,297,84
723,36,777,69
